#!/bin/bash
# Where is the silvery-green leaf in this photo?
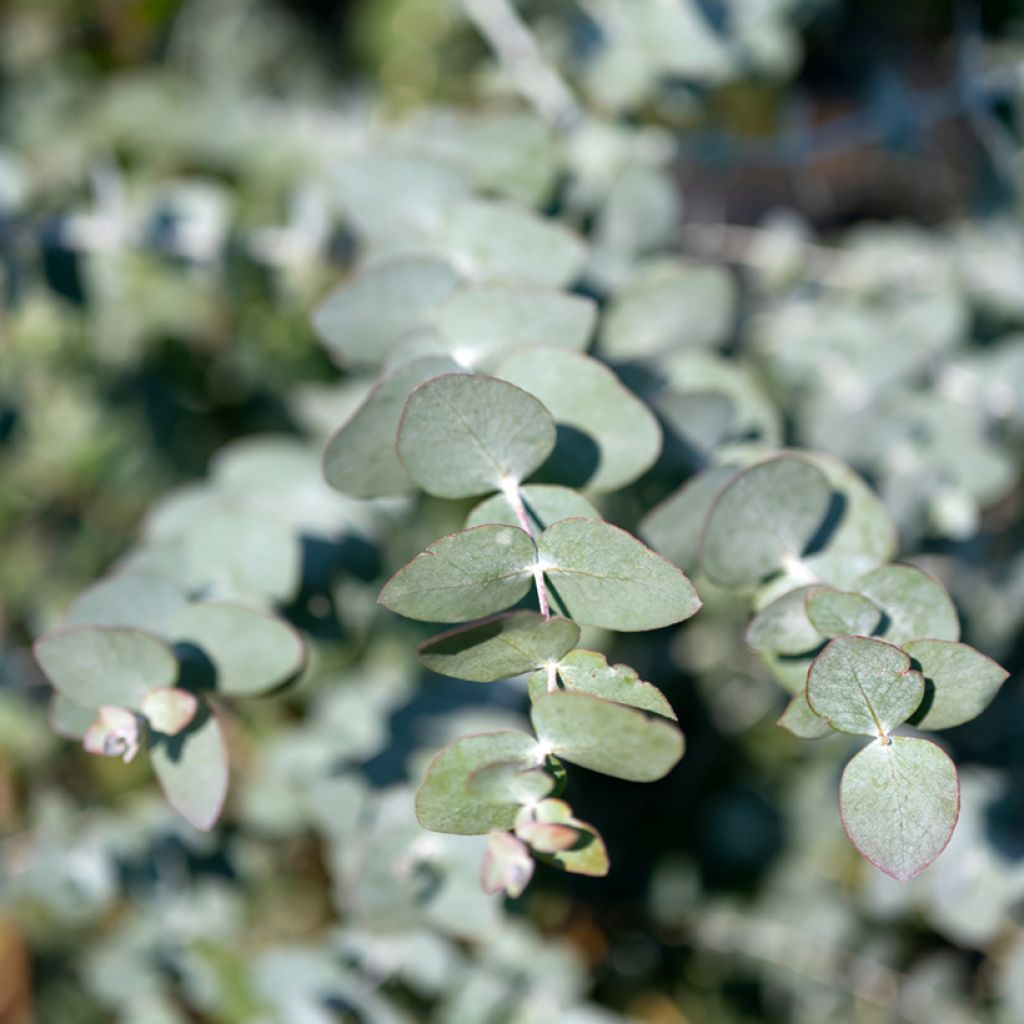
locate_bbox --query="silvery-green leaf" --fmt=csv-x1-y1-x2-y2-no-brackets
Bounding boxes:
701,455,832,589
904,639,1009,730
777,692,833,739
745,586,823,656
435,286,596,368
312,256,460,367
415,731,540,834
336,153,469,245
438,199,587,288
601,259,736,359
857,564,960,645
63,572,188,633
322,356,460,498
639,466,739,573
495,348,662,492
378,525,536,623
840,736,959,881
761,652,815,696
397,374,556,498
466,761,556,804
34,626,178,711
466,485,599,531
798,452,898,589
538,518,701,631
805,587,882,638
49,693,97,740
527,649,675,719
83,706,142,763
481,831,534,898
140,687,198,735
531,691,684,782
418,612,579,682
171,602,306,697
186,511,301,604
151,703,229,832
806,636,924,738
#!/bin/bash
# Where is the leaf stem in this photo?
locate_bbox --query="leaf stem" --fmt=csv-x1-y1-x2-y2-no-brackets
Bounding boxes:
502,478,551,620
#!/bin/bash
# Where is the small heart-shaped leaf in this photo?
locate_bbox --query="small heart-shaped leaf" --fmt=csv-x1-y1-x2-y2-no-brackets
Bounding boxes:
806,636,924,738
397,374,556,498
903,639,1009,730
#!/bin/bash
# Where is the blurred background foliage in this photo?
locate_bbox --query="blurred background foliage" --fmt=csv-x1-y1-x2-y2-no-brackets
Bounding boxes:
3,0,1024,1022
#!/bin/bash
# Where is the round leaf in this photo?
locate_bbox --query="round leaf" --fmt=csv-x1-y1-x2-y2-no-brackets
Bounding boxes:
378,525,536,623
538,518,701,631
805,588,882,638
840,736,960,881
171,602,306,697
806,636,924,738
63,572,188,633
495,348,662,492
140,687,198,736
418,612,579,682
397,374,556,498
312,256,460,367
856,564,960,645
34,626,178,712
904,639,1009,730
777,693,833,739
531,691,684,782
415,731,540,834
745,586,823,656
322,356,460,498
701,455,833,588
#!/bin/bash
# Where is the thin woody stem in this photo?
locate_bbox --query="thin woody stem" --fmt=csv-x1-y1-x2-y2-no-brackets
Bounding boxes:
502,478,551,620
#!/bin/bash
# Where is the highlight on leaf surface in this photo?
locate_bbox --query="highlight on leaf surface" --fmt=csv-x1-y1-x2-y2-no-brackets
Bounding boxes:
516,798,609,876
840,736,960,881
481,831,534,898
806,636,924,739
396,374,557,499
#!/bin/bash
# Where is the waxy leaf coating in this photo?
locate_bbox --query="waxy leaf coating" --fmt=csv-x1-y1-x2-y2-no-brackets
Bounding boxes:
418,612,579,682
415,731,540,834
518,798,609,877
702,455,832,588
805,587,882,638
527,649,676,719
904,639,1009,730
466,484,599,531
531,691,683,782
397,374,556,498
312,255,460,367
806,636,924,738
63,572,188,633
151,702,230,832
777,692,833,739
323,355,459,497
495,347,662,492
481,831,534,897
840,736,960,881
378,525,536,623
538,518,701,631
34,626,178,712
856,564,960,645
171,602,306,697
745,586,823,656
